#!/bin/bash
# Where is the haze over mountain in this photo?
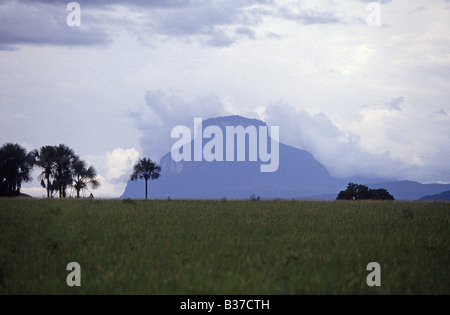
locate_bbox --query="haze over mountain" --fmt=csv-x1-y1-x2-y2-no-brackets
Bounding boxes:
418,190,450,201
367,181,450,201
121,116,450,200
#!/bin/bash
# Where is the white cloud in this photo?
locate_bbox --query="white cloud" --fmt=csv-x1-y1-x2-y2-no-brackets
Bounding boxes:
348,101,450,182
105,148,140,180
90,174,128,199
131,90,231,161
263,102,408,180
21,186,46,198
86,148,140,198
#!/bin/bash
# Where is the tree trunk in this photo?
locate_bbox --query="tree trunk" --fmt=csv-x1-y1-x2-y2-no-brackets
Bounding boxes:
145,179,148,200
46,177,50,198
76,175,81,198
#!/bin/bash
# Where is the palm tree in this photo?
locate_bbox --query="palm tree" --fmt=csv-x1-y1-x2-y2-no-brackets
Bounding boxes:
33,145,57,198
54,144,77,198
0,143,34,197
130,157,161,200
72,158,100,198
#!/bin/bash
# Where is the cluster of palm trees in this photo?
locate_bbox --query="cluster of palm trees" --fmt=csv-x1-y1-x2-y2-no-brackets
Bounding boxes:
0,143,100,198
1,141,164,199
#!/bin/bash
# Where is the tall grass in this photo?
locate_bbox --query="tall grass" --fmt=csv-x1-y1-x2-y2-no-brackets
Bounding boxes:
0,199,448,294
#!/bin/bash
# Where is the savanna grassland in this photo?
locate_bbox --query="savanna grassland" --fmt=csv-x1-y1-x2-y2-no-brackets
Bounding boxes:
0,198,448,295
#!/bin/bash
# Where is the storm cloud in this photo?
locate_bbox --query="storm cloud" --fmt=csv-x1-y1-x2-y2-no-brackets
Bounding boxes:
0,0,350,49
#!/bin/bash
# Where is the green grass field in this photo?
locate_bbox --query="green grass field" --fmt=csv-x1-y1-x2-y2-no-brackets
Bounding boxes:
0,198,448,295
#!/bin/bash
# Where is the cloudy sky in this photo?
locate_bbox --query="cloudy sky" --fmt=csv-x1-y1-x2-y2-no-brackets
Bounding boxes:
1,0,449,197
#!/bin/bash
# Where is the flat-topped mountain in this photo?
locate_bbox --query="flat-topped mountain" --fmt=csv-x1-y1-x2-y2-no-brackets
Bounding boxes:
122,115,344,199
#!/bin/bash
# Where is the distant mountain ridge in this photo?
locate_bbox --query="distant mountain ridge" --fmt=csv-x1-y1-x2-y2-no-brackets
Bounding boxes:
121,115,450,200
366,180,450,201
418,190,450,201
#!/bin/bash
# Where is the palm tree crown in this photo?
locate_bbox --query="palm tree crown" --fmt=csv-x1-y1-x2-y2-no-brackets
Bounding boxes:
53,144,77,198
72,158,100,198
0,143,34,196
130,157,161,199
33,145,57,198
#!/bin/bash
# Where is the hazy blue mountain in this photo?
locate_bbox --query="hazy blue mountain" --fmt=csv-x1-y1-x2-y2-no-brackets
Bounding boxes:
121,115,450,200
366,180,450,201
418,190,450,201
122,115,346,199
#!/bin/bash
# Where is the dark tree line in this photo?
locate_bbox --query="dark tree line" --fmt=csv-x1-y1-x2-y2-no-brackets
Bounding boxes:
0,143,100,198
337,182,395,201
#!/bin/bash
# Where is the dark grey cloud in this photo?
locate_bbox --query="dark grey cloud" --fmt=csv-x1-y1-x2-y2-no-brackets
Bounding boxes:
0,0,350,49
19,0,191,9
0,1,111,50
142,1,271,47
123,0,345,46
